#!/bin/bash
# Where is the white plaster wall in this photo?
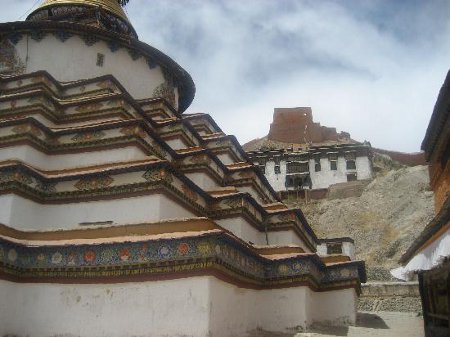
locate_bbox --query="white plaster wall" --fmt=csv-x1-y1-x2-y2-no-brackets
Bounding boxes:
310,288,357,326
165,137,188,150
238,185,264,204
0,145,148,170
267,230,310,252
208,278,259,337
257,287,310,331
264,160,286,191
216,152,235,166
0,278,210,337
0,194,194,230
343,242,355,260
316,243,327,256
355,156,372,180
309,157,347,190
216,217,266,245
185,172,221,191
316,242,355,260
0,277,358,337
14,34,175,103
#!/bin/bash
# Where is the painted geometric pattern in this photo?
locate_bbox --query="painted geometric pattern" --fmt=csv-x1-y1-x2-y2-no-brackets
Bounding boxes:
71,130,106,142
0,233,361,286
74,176,114,190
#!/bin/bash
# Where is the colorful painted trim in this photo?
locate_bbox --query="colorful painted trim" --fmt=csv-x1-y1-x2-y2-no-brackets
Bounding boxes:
0,231,364,292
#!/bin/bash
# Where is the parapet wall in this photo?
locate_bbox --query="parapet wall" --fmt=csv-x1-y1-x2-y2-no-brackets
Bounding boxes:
268,107,350,144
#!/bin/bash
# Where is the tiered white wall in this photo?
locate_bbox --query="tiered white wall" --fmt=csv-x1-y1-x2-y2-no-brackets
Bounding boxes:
0,145,148,170
185,172,221,191
0,277,357,337
0,194,194,230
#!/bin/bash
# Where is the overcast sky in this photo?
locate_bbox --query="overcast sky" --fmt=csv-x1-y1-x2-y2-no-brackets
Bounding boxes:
2,0,450,152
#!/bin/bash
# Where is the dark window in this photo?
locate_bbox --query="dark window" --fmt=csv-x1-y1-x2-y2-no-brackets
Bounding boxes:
96,53,104,67
327,243,343,254
259,165,265,174
330,161,337,170
346,160,356,170
315,162,321,172
274,165,281,174
285,176,293,187
287,162,309,173
347,173,357,181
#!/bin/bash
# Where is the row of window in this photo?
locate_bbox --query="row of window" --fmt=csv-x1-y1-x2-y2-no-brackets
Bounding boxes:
261,160,357,174
285,172,357,188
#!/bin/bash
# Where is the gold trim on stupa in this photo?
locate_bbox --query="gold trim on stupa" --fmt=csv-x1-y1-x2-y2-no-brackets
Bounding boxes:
36,0,129,22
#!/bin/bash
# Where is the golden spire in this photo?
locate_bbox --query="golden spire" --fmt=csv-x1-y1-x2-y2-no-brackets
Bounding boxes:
35,0,130,23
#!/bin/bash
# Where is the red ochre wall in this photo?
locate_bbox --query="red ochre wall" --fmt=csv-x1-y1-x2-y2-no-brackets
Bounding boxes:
268,107,346,144
373,148,426,166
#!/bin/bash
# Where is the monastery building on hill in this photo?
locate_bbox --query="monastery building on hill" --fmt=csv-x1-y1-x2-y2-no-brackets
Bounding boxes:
244,107,374,195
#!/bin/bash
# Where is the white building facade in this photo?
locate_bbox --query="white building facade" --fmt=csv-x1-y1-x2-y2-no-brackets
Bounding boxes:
248,144,373,192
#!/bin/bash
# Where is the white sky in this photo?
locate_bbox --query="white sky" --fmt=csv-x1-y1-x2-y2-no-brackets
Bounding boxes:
2,0,450,152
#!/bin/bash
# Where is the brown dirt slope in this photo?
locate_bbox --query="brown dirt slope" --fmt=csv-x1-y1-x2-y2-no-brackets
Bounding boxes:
288,163,434,281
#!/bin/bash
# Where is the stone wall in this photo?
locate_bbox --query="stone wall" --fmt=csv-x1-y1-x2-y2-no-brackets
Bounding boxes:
358,282,422,313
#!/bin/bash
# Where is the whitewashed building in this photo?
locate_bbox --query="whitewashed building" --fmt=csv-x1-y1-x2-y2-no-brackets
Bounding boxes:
248,143,373,192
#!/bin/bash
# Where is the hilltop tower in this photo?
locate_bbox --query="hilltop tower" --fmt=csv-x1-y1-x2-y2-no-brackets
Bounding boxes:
0,1,365,336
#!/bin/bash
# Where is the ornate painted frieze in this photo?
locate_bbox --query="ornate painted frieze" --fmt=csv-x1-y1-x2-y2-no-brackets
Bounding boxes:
0,169,33,185
0,232,363,290
74,176,114,190
142,168,173,184
11,123,43,137
71,130,106,142
75,102,104,113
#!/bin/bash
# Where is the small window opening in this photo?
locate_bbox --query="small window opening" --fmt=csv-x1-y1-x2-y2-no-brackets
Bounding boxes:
96,53,105,67
327,243,343,255
347,173,357,182
346,160,356,170
315,162,321,172
330,160,337,170
274,165,281,174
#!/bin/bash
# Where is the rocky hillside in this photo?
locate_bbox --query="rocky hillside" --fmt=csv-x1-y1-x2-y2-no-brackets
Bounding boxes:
287,159,435,280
